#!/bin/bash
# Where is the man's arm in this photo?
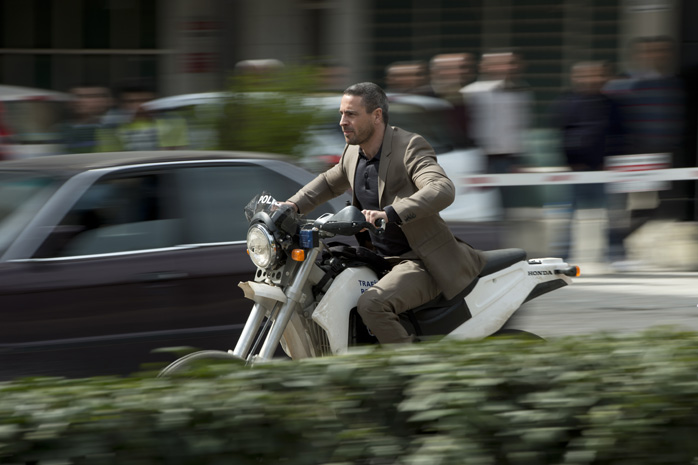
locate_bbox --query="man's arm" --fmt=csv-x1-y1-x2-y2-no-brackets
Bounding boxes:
389,135,455,224
287,162,351,215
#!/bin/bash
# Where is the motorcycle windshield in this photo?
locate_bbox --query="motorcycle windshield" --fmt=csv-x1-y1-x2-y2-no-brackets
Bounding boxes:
244,192,296,223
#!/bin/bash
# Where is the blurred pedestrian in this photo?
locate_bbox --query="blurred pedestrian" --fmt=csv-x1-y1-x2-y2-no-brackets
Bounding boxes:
460,51,531,174
101,79,188,152
460,51,533,210
605,36,684,155
314,59,351,92
429,53,476,102
62,84,113,154
553,61,623,178
550,60,625,261
384,61,431,95
603,36,685,266
103,80,157,128
428,53,476,139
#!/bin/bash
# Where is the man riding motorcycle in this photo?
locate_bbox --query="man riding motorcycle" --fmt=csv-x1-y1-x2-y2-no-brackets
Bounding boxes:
284,82,485,344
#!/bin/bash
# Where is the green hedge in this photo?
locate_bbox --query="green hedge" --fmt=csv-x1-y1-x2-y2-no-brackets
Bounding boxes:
2,329,698,464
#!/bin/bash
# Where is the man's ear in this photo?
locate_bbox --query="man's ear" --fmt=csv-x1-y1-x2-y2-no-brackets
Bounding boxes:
374,108,382,124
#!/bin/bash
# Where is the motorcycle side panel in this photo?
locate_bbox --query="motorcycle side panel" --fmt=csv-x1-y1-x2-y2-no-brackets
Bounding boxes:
451,258,572,339
311,266,378,354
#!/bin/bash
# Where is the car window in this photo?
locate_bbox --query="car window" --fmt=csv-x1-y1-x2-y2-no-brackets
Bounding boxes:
36,172,181,257
177,164,331,243
35,162,333,258
0,172,58,257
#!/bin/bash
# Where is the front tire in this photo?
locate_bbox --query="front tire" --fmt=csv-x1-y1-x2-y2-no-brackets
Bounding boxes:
489,329,545,341
157,350,245,377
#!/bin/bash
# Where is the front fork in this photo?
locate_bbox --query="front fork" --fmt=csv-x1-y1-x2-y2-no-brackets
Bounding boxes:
231,302,268,359
233,248,320,362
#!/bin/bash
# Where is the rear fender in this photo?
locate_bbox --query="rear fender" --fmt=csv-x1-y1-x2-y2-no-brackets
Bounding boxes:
468,258,573,315
451,258,574,340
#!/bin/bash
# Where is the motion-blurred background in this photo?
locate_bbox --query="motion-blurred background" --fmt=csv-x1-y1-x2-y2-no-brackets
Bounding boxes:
1,0,697,270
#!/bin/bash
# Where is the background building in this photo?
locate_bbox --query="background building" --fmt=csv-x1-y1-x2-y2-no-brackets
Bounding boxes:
0,0,693,218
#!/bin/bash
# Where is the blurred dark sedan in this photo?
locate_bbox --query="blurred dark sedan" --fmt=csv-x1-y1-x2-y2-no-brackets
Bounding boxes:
0,151,347,379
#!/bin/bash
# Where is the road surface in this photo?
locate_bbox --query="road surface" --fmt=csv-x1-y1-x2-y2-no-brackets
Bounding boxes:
508,270,698,338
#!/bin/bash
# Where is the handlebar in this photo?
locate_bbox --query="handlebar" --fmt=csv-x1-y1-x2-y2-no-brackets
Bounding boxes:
306,206,387,237
372,218,386,235
316,218,386,236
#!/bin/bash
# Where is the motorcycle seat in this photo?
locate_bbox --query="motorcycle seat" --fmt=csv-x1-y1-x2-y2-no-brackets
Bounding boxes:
479,248,527,276
409,247,526,316
404,248,526,336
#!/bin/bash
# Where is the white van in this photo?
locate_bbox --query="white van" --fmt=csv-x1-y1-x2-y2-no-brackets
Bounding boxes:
0,85,72,160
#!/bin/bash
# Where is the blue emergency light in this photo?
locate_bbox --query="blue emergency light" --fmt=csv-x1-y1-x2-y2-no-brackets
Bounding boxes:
299,228,319,248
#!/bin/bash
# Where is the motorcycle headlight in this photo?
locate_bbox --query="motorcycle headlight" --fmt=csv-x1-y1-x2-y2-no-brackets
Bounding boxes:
247,224,279,269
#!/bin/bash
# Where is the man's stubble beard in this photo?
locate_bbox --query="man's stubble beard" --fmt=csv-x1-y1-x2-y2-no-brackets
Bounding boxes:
346,124,374,146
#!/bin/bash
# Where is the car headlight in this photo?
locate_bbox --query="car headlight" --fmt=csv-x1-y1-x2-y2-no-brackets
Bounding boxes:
247,224,279,269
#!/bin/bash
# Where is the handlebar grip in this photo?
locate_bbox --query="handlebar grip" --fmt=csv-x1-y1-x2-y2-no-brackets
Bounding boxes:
372,218,386,235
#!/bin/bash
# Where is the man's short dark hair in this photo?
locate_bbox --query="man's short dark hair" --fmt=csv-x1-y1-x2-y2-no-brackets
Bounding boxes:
343,82,389,125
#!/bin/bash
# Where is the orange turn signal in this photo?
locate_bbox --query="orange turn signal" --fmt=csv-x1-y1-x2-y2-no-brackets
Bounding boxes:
291,249,306,261
556,265,581,277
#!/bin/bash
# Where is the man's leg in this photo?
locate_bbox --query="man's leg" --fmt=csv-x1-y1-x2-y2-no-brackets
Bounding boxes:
357,259,440,344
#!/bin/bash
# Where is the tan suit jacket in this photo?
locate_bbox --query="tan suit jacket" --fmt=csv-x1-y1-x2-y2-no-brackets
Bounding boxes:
289,125,486,299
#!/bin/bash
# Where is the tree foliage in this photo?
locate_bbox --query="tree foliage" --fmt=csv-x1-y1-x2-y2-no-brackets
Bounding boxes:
216,65,322,156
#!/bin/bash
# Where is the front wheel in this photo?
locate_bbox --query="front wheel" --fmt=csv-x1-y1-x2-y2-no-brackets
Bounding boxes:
157,350,245,378
489,329,545,341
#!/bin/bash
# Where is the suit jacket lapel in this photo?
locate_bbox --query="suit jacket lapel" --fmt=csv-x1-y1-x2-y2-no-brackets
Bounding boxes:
343,144,360,205
378,125,393,207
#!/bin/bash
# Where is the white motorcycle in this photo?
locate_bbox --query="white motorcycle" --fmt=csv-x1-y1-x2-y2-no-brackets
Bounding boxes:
159,193,579,375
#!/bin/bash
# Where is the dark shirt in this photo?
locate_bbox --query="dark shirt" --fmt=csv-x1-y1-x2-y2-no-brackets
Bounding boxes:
354,146,411,257
605,76,683,154
551,91,625,170
62,122,103,153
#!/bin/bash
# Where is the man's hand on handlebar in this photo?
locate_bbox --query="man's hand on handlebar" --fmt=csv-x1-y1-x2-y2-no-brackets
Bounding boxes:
280,201,299,213
362,210,387,228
